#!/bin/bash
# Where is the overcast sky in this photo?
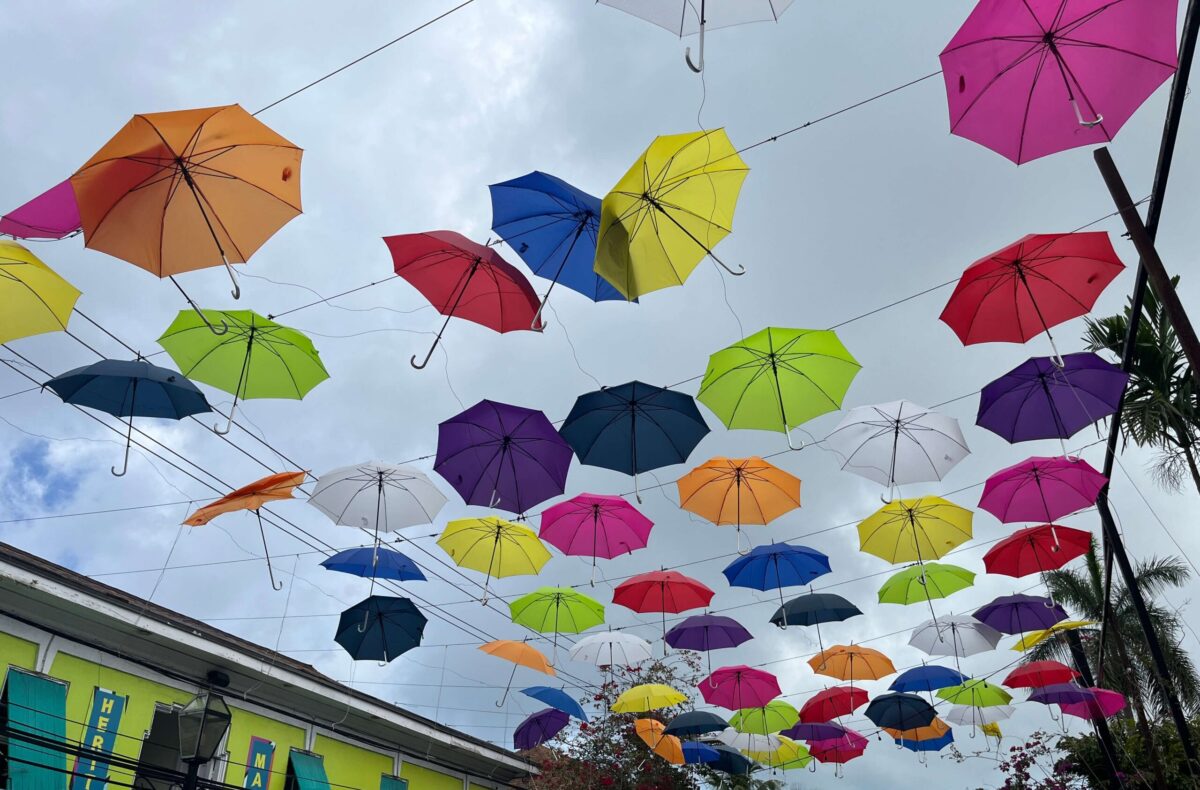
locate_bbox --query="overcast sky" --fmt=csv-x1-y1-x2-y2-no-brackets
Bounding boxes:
2,1,1199,787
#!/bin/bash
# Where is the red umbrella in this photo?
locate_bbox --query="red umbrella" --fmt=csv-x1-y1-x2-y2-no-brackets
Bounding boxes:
384,231,543,369
799,686,868,723
939,233,1124,363
613,570,714,646
1003,661,1081,689
983,524,1092,578
699,665,781,710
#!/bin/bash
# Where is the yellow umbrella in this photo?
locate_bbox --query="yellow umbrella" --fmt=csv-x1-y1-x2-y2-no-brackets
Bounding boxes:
744,734,812,770
857,496,973,564
612,684,687,713
595,129,749,300
1010,620,1097,651
982,722,1003,740
0,241,80,344
437,517,551,603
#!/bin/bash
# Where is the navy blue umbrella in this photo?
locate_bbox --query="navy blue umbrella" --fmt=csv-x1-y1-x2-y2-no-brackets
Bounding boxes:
321,547,426,582
723,542,832,606
663,710,728,738
890,665,968,695
520,686,588,722
864,692,938,731
45,359,211,476
335,596,426,663
559,381,710,501
770,592,861,658
709,744,756,776
681,740,720,765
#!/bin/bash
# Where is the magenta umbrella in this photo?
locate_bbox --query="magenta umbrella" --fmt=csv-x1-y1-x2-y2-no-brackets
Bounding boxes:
978,456,1107,523
1060,687,1127,720
0,180,81,239
538,493,653,584
700,665,781,710
940,0,1178,164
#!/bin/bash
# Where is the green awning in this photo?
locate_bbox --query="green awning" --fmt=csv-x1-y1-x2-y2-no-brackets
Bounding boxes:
3,669,68,790
286,751,329,790
380,777,408,790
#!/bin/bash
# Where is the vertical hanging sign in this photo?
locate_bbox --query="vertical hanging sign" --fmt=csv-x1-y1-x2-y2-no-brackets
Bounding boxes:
70,687,127,790
243,736,276,790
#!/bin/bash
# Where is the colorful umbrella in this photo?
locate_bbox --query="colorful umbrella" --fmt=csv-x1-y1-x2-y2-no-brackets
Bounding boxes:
707,744,756,776
309,462,447,533
1011,620,1096,651
434,399,573,515
716,729,781,754
0,241,80,345
520,686,588,722
784,721,850,741
46,359,212,477
1029,683,1095,706
157,309,328,434
614,570,715,645
538,493,653,583
939,0,1177,164
559,381,710,500
809,645,895,682
677,456,802,552
697,327,861,449
514,708,569,750
0,180,80,240
320,547,425,582
979,456,1107,524
479,639,555,707
1004,661,1082,690
797,688,867,723
594,129,749,299
664,710,729,738
568,631,653,667
984,524,1092,578
890,665,969,695
384,231,543,368
665,615,753,673
982,722,1004,741
976,353,1129,445
857,497,973,564
770,593,861,656
937,680,1014,708
612,684,687,713
908,615,1002,668
864,693,937,731
944,704,1016,727
743,735,812,770
825,400,970,492
681,740,721,765
1060,688,1126,720
635,719,686,765
701,666,781,710
334,596,426,663
488,171,623,324
884,717,951,744
975,594,1068,635
729,700,799,735
878,563,975,606
808,729,868,765
436,517,551,603
724,542,832,605
510,587,605,658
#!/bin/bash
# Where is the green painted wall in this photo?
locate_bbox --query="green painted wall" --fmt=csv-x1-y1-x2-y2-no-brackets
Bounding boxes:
0,632,38,687
399,762,461,790
468,783,492,790
312,735,391,790
225,705,307,790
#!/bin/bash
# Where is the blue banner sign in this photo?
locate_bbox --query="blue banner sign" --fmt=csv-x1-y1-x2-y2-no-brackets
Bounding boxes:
243,736,276,789
70,687,127,790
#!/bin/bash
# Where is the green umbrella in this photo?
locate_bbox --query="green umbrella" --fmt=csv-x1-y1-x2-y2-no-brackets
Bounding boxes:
729,700,799,734
510,587,605,660
936,679,1012,707
158,309,329,434
878,563,975,606
697,327,860,449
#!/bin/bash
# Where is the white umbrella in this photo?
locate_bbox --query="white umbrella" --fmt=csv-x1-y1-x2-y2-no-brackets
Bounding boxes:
568,631,654,666
717,728,781,753
825,400,970,494
944,704,1016,727
309,461,447,533
908,615,1002,671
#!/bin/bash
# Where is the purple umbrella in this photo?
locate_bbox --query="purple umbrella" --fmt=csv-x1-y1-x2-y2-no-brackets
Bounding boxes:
1029,683,1096,706
434,399,574,515
782,721,848,741
974,594,1067,635
514,707,570,750
976,353,1128,445
665,614,753,671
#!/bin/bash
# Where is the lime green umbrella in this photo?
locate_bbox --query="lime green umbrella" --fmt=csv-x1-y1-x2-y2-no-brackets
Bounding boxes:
878,563,975,606
936,679,1012,707
158,309,329,434
510,587,605,660
729,700,799,734
697,327,860,449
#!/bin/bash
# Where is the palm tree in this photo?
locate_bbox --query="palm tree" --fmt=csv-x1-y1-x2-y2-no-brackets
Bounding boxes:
1083,277,1200,494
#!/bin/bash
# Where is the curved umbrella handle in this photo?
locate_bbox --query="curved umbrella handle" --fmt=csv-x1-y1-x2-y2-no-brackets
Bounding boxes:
785,428,804,451
684,15,705,73
111,419,133,477
223,261,242,300
213,401,237,436
1071,99,1104,128
410,345,437,370
710,250,745,276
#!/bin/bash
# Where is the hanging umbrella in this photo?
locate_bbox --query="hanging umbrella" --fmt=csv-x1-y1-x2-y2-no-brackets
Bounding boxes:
864,693,937,731
334,596,426,663
877,563,975,625
809,645,895,682
944,704,1016,727
743,735,812,771
1060,688,1127,720
665,615,753,674
808,730,868,765
677,456,802,553
434,399,573,515
635,719,686,765
0,180,80,240
479,639,555,707
384,231,543,369
1011,620,1096,651
70,105,302,323
939,0,1177,164
979,456,1108,524
697,327,861,449
909,615,1003,669
890,665,969,694
891,725,954,755
729,700,799,735
797,688,867,723
437,517,552,603
520,686,588,722
665,710,730,738
937,680,1014,708
939,233,1125,362
976,353,1129,445
769,593,861,655
784,721,849,741
857,497,973,564
320,547,425,582
568,631,653,667
1004,662,1081,690
538,493,653,584
510,587,605,659
488,171,624,326
183,470,306,590
157,309,328,434
1029,683,1095,707
613,570,714,646
45,359,212,476
707,744,756,776
723,543,831,607
825,400,970,494
982,722,1004,741
701,666,781,710
594,129,749,299
514,708,569,750
612,684,687,713
975,594,1068,635
681,740,721,765
716,729,781,754
984,524,1092,578
559,381,710,501
0,241,80,345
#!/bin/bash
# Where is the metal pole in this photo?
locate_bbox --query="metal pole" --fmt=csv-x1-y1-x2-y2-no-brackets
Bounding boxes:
182,761,201,790
1064,630,1124,788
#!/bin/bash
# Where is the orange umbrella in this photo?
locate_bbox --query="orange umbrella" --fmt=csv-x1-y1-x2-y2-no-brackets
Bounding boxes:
634,719,685,765
70,105,302,331
809,645,896,681
184,470,307,590
676,457,801,553
883,716,950,742
478,639,555,707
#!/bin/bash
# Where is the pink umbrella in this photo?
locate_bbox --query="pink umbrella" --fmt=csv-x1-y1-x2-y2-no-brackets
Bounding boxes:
979,456,1107,524
700,665,781,710
1060,687,1126,720
539,493,653,583
808,728,868,764
940,0,1178,164
0,180,81,239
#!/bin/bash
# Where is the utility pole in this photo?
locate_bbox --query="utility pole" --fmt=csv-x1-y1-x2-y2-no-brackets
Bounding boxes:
1064,630,1125,788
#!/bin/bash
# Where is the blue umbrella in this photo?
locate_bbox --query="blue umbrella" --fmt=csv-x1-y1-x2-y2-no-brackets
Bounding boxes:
709,744,756,776
663,710,728,738
681,740,720,765
321,547,426,582
864,693,937,731
514,708,569,750
520,686,588,722
45,359,211,476
896,729,954,754
770,592,861,656
723,542,832,606
890,665,968,695
334,596,426,663
489,171,626,326
559,381,710,501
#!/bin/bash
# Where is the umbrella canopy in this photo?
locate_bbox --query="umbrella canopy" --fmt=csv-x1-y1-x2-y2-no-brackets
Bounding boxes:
612,684,687,713
0,241,80,345
697,327,860,448
723,543,832,602
877,563,975,605
186,471,307,526
784,721,850,741
979,456,1108,523
320,547,425,582
716,729,781,753
729,700,799,735
1011,620,1097,651
434,399,573,515
770,593,861,635
568,631,653,666
857,497,973,564
384,231,543,369
864,693,938,731
743,735,812,770
808,730,868,764
594,129,749,299
309,462,447,533
884,717,952,744
613,570,715,614
0,180,80,240
510,587,605,657
975,594,1068,635
676,456,801,535
977,353,1129,443
798,688,867,723
707,744,756,776
334,596,426,663
809,645,895,681
437,517,551,601
635,719,685,765
1060,688,1127,720
597,1,794,36
894,728,954,754
478,640,555,676
665,615,753,654
984,524,1092,578
937,679,1014,708
514,708,568,750
825,400,970,489
939,0,1177,164
890,665,969,694
680,740,721,765
539,493,653,580
944,705,1016,726
664,710,729,738
701,666,782,710
909,615,1003,658
520,686,588,722
1029,684,1096,706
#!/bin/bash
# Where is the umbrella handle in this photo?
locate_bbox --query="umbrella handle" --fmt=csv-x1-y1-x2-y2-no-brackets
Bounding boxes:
224,260,241,300
171,276,229,335
735,527,750,556
785,429,804,451
111,417,133,477
684,12,704,72
1071,99,1103,128
410,344,437,370
709,250,744,276
214,400,237,436
257,512,285,592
